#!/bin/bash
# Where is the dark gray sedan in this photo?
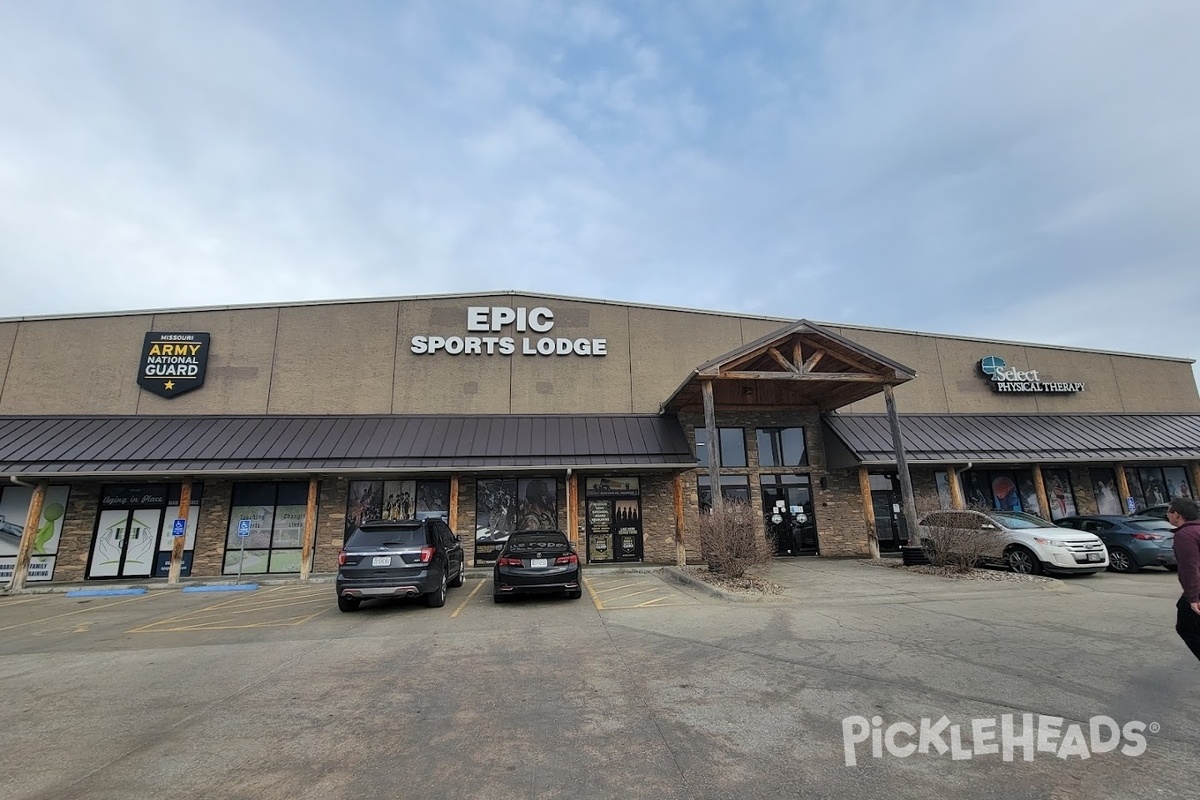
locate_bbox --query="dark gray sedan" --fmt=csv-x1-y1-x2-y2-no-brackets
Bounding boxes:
1055,515,1176,573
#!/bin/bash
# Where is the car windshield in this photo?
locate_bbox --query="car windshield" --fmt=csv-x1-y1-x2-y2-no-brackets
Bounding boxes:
347,526,426,548
1128,519,1173,532
506,533,570,553
987,511,1059,530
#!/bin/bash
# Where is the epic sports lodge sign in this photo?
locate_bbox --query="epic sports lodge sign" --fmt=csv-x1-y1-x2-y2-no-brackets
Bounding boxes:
137,332,210,398
410,306,607,357
979,356,1084,394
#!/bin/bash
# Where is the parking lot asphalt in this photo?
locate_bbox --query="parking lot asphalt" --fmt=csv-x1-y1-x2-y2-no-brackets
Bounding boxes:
1,561,1197,800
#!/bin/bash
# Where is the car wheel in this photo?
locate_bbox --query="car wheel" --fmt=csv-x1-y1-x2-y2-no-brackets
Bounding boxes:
449,557,465,588
492,591,508,604
337,595,360,613
1107,548,1140,574
426,571,448,608
567,588,583,600
1006,546,1041,575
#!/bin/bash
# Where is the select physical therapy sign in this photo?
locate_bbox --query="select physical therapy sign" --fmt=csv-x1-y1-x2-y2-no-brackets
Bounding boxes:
979,356,1084,394
411,306,607,358
137,332,211,398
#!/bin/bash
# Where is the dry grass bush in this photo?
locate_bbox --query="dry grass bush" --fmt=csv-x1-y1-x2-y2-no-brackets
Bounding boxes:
696,501,774,578
919,525,995,572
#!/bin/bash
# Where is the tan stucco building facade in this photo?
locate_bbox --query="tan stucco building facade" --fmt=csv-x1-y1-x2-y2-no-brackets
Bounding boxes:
2,291,1198,586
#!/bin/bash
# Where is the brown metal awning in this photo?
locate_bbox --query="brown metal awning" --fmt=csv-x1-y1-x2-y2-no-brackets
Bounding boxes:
823,412,1200,466
0,414,696,478
660,319,916,413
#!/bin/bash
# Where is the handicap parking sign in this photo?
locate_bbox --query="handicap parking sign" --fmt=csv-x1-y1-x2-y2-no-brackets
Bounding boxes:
172,518,187,537
238,519,252,537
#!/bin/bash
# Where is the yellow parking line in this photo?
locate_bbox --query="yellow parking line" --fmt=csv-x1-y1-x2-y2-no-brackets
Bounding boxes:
450,580,486,618
591,582,642,595
634,596,675,607
136,585,292,628
0,593,154,632
603,587,664,603
584,577,604,610
0,597,38,607
144,611,327,632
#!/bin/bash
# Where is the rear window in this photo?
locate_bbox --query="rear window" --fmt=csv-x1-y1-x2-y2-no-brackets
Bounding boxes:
347,525,428,548
506,532,570,553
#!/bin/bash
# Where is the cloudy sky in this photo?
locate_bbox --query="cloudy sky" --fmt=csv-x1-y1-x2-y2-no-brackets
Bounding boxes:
1,1,1197,377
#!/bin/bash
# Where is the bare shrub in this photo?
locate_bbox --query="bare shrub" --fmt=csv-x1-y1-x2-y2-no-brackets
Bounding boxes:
918,524,994,573
696,501,774,578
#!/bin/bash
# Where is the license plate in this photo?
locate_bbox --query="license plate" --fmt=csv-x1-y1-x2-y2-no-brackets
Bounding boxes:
1086,553,1102,562
531,558,548,568
371,556,391,567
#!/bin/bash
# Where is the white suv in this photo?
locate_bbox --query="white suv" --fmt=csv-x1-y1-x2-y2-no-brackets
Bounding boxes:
917,509,1109,575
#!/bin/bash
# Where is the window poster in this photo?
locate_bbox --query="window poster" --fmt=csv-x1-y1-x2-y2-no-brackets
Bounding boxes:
1043,469,1077,520
0,485,70,582
1090,468,1123,515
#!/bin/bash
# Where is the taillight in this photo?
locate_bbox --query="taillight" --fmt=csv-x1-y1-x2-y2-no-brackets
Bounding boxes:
1131,533,1163,541
498,556,524,567
554,553,578,565
418,546,436,563
338,549,346,566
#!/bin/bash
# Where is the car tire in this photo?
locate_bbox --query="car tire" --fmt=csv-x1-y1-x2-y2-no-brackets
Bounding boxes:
337,596,360,613
1107,547,1140,574
449,557,465,588
1165,564,1179,572
426,571,448,608
493,591,508,604
1006,546,1042,575
567,588,583,600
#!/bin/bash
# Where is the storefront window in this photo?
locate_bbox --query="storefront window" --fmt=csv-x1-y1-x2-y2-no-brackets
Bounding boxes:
956,469,1053,518
345,479,451,540
694,428,748,468
474,476,558,565
697,475,751,511
1090,468,1123,515
224,482,315,575
0,485,70,583
1123,465,1194,512
1042,469,1077,520
756,427,807,467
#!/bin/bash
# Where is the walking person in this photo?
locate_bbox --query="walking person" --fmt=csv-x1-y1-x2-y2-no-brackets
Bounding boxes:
1167,497,1200,661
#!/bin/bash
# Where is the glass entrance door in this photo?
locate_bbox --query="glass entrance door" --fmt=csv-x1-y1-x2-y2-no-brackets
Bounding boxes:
869,473,909,551
760,474,818,555
89,508,162,578
584,477,642,563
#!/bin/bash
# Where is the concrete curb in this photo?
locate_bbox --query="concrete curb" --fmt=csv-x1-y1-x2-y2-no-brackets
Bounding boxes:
660,566,775,603
182,583,259,593
64,588,148,598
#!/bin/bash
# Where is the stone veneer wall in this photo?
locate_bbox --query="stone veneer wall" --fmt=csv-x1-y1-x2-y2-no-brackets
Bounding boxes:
51,483,100,583
677,410,874,559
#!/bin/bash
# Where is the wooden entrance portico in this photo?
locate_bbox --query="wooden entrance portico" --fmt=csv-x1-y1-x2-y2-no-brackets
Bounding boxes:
661,320,918,557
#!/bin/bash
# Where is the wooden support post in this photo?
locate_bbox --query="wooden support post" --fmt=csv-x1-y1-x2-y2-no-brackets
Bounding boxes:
566,472,578,546
674,473,686,566
299,476,319,581
859,466,879,558
6,481,47,593
449,474,460,532
947,466,965,510
167,478,193,585
883,385,919,547
1114,464,1132,512
702,379,722,513
1031,466,1051,519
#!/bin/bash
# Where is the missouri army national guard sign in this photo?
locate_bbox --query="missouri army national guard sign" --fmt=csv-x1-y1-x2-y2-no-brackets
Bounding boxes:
137,332,211,398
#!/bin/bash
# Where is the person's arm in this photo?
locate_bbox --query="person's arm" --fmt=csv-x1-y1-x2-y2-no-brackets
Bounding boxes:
1176,528,1200,604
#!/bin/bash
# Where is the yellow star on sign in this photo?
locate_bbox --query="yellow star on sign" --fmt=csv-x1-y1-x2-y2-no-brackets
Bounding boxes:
164,380,175,390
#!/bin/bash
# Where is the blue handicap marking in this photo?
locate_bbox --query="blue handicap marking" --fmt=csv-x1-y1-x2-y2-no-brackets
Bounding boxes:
172,518,187,537
238,518,252,537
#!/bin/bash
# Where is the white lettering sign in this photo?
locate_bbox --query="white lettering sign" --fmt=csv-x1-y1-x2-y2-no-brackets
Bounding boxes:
412,307,607,357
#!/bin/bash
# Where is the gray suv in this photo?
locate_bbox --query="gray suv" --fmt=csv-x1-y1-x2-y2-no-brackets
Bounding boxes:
336,518,465,612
